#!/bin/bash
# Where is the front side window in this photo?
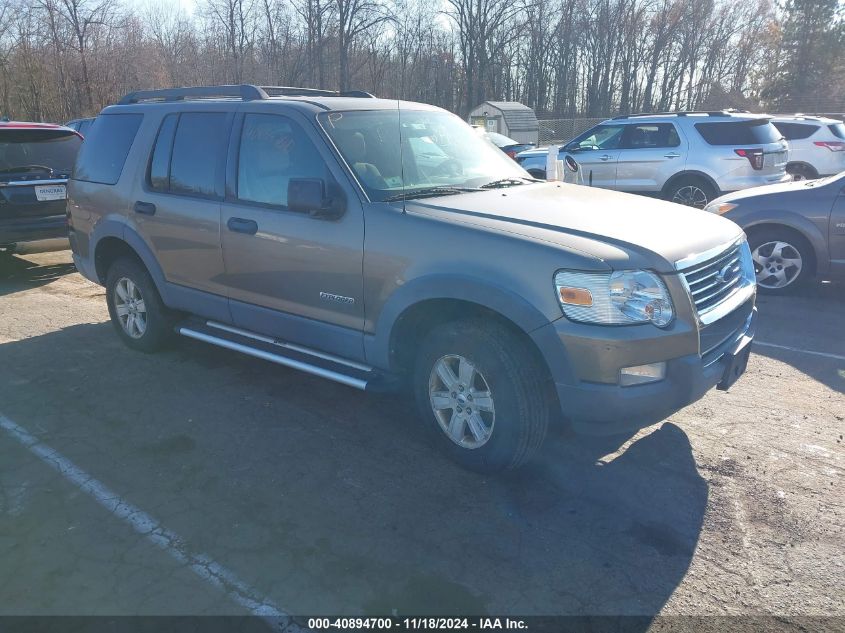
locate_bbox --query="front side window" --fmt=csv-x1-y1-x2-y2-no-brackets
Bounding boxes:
569,124,626,151
319,109,528,202
237,114,328,207
621,123,680,149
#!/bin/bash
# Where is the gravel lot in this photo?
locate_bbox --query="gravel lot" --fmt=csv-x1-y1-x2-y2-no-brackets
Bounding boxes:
0,250,842,623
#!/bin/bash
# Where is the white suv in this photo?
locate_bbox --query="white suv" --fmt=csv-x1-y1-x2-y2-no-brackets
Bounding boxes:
771,115,845,180
517,111,791,208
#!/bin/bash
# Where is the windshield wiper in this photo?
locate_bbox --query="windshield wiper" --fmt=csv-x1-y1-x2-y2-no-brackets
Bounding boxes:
480,177,538,189
382,186,483,202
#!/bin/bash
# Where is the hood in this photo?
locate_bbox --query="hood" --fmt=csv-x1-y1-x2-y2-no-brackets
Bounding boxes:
406,182,743,272
715,173,845,204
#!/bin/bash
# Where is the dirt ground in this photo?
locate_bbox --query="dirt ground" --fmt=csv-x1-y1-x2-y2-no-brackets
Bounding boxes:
0,250,842,626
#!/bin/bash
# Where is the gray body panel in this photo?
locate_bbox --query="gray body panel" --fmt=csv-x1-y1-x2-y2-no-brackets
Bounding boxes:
69,94,757,430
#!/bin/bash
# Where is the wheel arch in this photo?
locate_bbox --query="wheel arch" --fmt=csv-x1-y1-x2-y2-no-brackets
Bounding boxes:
743,220,825,276
92,223,170,303
661,170,721,198
785,161,819,179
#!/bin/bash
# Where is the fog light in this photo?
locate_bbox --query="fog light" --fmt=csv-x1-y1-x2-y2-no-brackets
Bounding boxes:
620,362,666,386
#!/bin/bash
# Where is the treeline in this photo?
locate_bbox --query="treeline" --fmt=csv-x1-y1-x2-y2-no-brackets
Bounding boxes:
0,0,841,123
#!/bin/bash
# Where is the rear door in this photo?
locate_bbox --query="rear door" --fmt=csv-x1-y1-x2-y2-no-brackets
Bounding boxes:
615,122,684,193
0,128,81,226
564,123,624,188
132,110,232,296
829,178,845,275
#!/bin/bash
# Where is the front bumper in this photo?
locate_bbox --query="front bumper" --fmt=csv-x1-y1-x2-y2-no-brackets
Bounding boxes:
532,306,757,433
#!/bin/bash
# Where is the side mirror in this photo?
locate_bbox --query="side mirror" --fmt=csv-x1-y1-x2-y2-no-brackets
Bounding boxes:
564,156,579,173
288,178,346,220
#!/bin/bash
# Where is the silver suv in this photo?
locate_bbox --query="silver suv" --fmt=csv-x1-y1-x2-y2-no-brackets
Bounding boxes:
517,111,790,208
68,86,757,472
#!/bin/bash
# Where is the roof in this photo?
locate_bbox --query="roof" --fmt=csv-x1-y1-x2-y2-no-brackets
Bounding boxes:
0,121,68,130
477,101,538,132
772,114,841,124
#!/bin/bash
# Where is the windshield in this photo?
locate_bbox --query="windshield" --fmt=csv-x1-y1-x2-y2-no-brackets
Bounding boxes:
0,129,81,175
318,109,530,201
485,131,518,147
829,123,845,139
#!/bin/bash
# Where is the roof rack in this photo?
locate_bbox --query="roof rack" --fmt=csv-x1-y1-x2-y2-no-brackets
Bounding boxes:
612,109,750,120
118,84,376,105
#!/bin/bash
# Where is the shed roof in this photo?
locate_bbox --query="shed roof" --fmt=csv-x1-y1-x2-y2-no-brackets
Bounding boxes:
481,101,539,131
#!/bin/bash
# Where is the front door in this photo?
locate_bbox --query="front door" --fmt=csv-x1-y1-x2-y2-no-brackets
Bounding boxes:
563,122,625,189
220,111,366,361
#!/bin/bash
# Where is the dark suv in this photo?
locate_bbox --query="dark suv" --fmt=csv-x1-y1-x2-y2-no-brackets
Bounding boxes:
0,122,82,255
68,86,757,471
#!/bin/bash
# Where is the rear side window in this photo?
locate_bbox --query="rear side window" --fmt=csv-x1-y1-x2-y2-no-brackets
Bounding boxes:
829,123,845,139
147,112,228,198
621,123,680,149
74,114,142,184
772,122,819,140
0,129,82,176
695,120,783,146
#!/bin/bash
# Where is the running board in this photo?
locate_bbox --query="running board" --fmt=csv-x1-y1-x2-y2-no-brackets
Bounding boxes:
176,320,382,391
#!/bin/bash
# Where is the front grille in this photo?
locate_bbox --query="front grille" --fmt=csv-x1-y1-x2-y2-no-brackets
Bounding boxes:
681,243,743,314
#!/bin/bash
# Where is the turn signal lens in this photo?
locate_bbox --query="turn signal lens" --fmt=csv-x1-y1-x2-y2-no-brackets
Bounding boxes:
559,287,593,306
704,202,737,215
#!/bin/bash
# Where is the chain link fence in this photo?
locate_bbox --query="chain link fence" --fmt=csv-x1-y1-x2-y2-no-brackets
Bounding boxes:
537,118,606,145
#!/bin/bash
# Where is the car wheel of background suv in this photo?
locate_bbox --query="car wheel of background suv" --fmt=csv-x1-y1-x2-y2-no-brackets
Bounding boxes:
786,163,818,181
665,176,717,209
412,319,550,472
748,229,812,294
105,256,176,352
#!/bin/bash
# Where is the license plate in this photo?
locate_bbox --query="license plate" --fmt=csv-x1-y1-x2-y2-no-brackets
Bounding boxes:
34,184,66,201
717,340,752,391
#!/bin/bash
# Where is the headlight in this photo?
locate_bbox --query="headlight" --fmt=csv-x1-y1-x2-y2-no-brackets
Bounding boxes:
703,201,737,215
555,269,674,327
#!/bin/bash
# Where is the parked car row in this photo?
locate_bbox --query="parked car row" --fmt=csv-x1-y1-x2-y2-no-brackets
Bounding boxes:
517,110,791,208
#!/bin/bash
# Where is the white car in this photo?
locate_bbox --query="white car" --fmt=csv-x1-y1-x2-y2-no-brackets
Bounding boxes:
771,115,845,180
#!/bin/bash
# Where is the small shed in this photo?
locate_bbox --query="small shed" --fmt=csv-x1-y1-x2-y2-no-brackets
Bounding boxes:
468,101,539,144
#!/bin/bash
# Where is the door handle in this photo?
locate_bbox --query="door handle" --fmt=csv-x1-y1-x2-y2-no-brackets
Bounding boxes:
600,154,612,161
664,152,681,159
227,217,258,235
133,201,156,215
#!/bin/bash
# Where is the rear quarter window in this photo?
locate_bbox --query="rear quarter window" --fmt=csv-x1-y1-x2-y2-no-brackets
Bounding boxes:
695,120,783,146
772,122,819,140
73,114,143,184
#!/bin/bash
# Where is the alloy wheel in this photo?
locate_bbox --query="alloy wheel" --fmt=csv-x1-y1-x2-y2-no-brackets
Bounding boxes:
672,185,709,208
428,354,495,449
114,277,147,339
752,240,803,289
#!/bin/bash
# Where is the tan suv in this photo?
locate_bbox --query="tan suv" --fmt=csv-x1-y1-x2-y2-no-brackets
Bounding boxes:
68,85,757,471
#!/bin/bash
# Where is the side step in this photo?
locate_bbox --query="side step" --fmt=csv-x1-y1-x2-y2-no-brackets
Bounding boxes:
176,319,394,391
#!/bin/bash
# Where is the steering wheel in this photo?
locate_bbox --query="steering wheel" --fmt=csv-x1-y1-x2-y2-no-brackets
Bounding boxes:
433,158,463,177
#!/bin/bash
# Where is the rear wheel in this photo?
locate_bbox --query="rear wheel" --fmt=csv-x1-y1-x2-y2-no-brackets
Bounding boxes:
786,163,818,181
748,229,812,294
412,319,550,472
105,257,175,352
665,176,717,209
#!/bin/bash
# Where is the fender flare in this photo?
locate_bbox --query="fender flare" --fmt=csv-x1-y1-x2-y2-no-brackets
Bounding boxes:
662,170,721,197
365,274,558,370
91,217,171,303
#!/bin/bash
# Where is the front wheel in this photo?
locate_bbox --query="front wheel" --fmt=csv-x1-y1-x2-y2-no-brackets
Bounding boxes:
748,230,812,294
413,320,550,472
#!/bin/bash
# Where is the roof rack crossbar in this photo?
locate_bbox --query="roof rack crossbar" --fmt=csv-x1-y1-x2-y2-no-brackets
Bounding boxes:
118,84,376,105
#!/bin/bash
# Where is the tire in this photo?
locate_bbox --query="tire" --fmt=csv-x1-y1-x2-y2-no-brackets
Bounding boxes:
665,176,717,209
786,163,817,181
412,319,550,473
105,256,175,352
747,229,813,295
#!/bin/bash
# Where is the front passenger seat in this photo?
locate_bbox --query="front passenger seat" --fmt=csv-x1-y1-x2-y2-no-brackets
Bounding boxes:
340,132,385,189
